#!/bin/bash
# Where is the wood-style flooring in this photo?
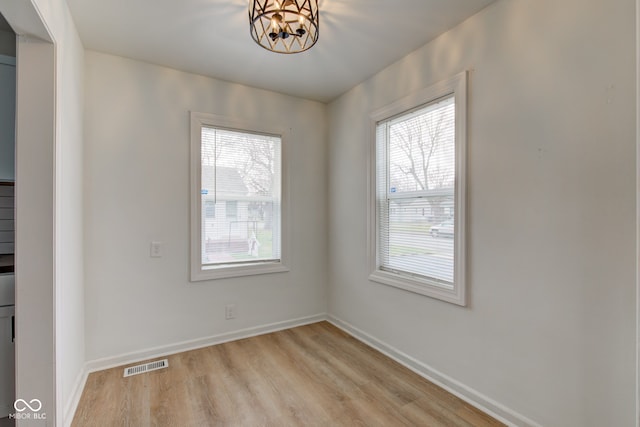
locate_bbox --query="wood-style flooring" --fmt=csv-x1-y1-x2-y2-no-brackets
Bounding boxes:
72,322,504,426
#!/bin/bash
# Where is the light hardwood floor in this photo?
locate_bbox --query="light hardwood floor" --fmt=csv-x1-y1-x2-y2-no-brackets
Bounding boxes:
72,322,504,426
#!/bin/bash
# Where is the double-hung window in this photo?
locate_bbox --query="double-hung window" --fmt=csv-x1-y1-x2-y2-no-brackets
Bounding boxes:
369,72,467,305
190,112,288,281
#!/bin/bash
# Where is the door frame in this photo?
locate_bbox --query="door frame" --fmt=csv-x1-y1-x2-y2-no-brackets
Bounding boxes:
0,2,57,425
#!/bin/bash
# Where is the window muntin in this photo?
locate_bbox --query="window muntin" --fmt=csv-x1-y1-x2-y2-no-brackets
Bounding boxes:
369,72,466,305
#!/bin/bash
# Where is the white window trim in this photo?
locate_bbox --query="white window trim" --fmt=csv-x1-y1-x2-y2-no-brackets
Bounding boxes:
368,71,467,306
190,112,290,281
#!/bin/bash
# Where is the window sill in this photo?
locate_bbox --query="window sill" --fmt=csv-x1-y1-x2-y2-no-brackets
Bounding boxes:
369,269,465,306
191,261,289,282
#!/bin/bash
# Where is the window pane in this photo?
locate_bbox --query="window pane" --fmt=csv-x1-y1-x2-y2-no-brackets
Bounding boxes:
384,196,454,284
377,95,455,286
201,127,281,266
388,96,455,194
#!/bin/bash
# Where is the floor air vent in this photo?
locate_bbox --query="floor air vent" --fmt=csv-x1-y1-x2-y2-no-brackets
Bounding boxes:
123,359,169,377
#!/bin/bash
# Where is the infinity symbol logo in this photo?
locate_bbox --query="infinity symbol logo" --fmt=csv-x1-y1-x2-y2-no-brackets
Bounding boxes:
14,399,42,412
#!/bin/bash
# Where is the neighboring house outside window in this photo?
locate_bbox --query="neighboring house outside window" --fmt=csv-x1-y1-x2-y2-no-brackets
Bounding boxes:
190,112,289,281
201,167,248,244
369,72,467,305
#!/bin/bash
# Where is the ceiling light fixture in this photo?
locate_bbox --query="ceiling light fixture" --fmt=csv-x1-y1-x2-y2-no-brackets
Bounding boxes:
249,0,319,54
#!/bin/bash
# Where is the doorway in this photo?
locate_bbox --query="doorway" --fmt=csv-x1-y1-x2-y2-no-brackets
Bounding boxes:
0,13,15,424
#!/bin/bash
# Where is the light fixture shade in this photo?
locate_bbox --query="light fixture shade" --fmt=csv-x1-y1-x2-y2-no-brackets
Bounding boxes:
249,0,319,54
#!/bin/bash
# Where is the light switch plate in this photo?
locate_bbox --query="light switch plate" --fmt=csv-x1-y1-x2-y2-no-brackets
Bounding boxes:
150,241,162,258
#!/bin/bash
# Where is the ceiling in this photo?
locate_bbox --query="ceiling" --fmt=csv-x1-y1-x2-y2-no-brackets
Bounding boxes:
66,0,496,103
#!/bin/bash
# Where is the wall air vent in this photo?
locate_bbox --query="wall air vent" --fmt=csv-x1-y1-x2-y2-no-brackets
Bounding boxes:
123,359,168,377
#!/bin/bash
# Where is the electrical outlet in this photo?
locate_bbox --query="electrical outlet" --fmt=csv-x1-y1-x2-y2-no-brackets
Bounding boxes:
150,241,162,258
225,304,237,320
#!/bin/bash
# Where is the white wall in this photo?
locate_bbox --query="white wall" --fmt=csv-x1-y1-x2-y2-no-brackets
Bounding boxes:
327,0,636,426
83,51,327,362
47,3,85,424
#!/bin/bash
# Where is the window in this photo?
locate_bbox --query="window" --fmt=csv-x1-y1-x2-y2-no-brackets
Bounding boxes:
205,201,216,219
369,72,467,305
190,112,288,281
225,200,238,220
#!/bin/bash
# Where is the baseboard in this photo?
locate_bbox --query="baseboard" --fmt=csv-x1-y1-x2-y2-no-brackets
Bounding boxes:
76,312,537,427
327,314,542,427
84,313,327,374
63,368,89,427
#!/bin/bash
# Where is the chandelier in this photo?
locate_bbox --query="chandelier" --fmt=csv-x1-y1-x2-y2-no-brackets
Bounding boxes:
249,0,319,54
